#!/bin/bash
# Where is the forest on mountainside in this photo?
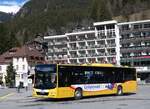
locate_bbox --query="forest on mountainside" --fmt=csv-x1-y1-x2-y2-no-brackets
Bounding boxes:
0,0,150,54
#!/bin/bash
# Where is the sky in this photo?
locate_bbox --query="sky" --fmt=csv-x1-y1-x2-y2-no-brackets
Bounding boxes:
0,0,29,13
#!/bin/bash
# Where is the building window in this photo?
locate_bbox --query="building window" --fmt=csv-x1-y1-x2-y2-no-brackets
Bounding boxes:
144,23,150,28
35,57,39,60
30,56,34,60
133,24,142,29
16,58,19,62
41,57,44,61
21,74,23,79
106,24,115,29
23,58,25,62
23,65,25,70
16,65,19,70
121,25,129,31
97,25,104,30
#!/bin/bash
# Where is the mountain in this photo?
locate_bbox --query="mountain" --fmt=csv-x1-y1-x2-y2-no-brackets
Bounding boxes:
0,11,13,22
1,0,150,54
9,0,92,40
10,0,150,39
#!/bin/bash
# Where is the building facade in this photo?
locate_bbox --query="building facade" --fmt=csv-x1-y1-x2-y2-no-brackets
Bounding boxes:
45,20,120,65
44,19,150,81
94,21,120,65
0,64,8,85
0,46,45,87
119,20,150,80
44,35,68,64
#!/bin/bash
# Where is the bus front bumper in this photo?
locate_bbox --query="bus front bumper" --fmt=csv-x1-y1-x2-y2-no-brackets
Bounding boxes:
32,88,57,98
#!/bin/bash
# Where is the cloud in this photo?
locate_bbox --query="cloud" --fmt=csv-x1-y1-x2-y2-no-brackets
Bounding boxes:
0,5,21,13
0,0,29,13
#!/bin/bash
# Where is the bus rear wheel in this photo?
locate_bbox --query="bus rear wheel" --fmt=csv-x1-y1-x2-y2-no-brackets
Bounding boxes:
74,88,82,100
117,86,123,96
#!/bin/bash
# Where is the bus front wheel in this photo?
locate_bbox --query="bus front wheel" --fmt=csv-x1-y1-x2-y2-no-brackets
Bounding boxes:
117,86,123,96
74,88,82,100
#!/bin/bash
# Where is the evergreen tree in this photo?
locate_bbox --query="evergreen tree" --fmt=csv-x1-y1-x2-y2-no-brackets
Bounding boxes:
23,30,30,44
5,62,16,87
90,0,99,21
0,23,9,54
8,31,20,48
90,0,112,21
0,24,20,54
97,0,112,21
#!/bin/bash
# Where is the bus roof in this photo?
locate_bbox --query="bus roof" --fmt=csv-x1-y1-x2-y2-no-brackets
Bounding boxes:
59,63,134,69
81,63,114,67
36,63,133,69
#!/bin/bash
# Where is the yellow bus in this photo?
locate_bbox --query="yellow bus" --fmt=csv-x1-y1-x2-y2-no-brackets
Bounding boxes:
32,63,137,99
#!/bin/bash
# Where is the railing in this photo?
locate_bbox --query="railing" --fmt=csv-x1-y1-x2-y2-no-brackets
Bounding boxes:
120,28,150,35
121,46,150,53
121,37,150,44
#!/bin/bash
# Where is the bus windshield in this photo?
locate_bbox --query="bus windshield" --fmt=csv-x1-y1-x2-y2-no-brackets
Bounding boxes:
34,64,57,89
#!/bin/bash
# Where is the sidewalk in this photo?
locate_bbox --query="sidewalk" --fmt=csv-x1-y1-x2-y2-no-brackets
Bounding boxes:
0,87,34,109
7,89,32,100
0,87,33,101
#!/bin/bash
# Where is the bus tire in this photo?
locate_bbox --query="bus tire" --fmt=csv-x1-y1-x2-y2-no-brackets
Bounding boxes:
117,86,123,96
74,88,82,100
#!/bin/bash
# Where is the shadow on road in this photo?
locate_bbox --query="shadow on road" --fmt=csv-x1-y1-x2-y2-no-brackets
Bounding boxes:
32,93,137,103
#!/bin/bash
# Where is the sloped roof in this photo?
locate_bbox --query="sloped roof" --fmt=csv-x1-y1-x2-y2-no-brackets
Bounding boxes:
0,45,44,64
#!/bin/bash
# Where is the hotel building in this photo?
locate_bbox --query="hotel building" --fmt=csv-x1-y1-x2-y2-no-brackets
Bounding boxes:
45,20,120,65
44,35,68,64
45,19,150,81
119,20,150,80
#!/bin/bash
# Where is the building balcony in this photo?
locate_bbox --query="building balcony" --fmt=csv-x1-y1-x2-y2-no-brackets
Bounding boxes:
69,59,78,63
68,38,77,42
48,42,54,46
69,55,78,58
121,56,150,63
97,53,105,56
96,44,106,48
68,47,77,50
78,46,87,49
121,46,150,53
121,37,150,44
120,28,150,35
106,44,116,47
86,36,97,40
54,49,67,53
78,54,87,57
87,45,96,48
97,35,106,39
78,58,86,63
54,41,66,45
86,53,97,57
135,66,150,72
107,52,116,55
48,49,53,52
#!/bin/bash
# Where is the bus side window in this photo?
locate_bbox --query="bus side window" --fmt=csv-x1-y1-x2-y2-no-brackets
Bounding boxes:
84,71,94,83
124,69,136,81
114,69,124,83
94,71,105,83
71,71,84,84
58,71,71,87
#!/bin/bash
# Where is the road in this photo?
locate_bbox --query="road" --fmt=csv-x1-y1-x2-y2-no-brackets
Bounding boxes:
0,85,150,109
0,88,16,98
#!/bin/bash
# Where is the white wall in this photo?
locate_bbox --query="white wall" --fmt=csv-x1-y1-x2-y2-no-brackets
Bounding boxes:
0,64,8,84
13,57,29,87
115,24,121,65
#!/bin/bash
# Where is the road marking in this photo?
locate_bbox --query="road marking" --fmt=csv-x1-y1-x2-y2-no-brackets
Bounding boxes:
0,93,15,100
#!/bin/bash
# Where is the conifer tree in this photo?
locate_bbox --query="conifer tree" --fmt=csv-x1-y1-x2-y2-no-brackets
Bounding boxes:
5,62,16,87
